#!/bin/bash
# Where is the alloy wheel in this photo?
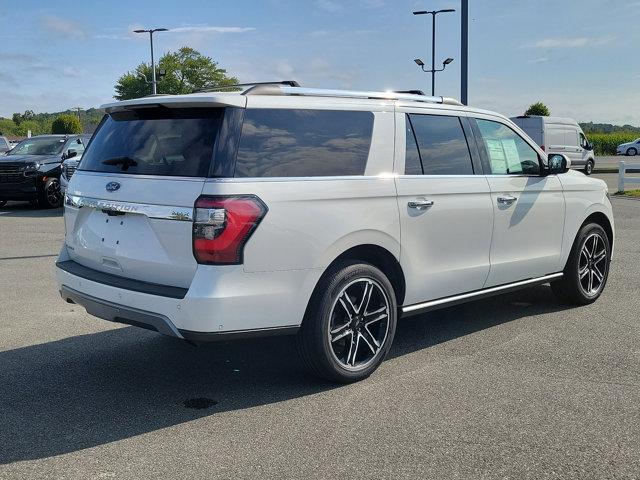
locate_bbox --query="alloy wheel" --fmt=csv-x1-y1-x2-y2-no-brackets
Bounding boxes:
328,278,390,371
46,179,62,207
578,233,607,297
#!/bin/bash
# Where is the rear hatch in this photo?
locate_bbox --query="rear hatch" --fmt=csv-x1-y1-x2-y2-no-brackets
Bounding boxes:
64,102,241,288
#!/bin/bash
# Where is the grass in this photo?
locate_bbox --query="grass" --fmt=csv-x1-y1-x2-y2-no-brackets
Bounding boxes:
588,132,639,156
615,189,640,198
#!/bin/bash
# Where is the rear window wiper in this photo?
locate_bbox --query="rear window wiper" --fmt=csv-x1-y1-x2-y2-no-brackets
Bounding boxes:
101,156,139,171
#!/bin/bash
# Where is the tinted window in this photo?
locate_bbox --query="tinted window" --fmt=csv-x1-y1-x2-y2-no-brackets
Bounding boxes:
407,114,473,175
404,119,423,175
235,109,373,177
79,108,223,177
476,119,540,175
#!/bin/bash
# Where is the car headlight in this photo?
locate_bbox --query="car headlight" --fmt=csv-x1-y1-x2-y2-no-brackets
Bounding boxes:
23,163,41,176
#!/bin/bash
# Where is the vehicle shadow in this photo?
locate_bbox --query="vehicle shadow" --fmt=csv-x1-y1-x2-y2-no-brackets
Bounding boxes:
0,201,62,218
0,285,565,464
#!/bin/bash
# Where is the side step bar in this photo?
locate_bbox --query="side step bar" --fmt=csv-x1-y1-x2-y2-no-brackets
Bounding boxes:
401,273,563,317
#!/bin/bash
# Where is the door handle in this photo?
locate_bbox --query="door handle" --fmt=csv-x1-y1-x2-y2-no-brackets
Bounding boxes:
408,199,434,210
497,195,517,206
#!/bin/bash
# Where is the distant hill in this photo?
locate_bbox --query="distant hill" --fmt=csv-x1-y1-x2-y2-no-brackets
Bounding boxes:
0,108,105,138
580,122,640,134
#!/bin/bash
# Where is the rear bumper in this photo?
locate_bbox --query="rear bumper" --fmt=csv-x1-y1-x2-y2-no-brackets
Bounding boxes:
55,246,319,340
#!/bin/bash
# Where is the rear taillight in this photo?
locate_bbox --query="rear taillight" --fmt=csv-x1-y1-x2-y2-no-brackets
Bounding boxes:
192,195,267,265
541,145,545,151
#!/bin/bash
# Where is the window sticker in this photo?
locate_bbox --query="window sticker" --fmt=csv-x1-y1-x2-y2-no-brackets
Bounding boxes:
501,139,521,173
485,139,507,174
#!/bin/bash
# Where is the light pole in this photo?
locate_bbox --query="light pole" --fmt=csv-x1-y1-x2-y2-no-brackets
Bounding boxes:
461,0,469,105
133,27,168,94
413,9,455,96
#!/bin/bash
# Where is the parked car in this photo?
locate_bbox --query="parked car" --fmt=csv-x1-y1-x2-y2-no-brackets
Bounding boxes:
510,115,596,175
60,135,91,195
0,134,90,208
616,138,640,156
56,84,614,383
0,136,11,155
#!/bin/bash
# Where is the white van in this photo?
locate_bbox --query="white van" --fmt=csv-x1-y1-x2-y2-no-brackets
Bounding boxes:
510,116,595,175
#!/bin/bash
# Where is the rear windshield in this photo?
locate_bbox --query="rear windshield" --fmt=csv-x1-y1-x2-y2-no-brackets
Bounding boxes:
79,108,223,177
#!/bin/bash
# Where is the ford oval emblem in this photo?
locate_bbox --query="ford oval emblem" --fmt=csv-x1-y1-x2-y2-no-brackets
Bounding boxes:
106,181,120,192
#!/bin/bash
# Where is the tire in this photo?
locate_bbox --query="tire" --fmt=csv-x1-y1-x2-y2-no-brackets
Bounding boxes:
38,177,63,209
627,147,637,156
551,223,611,305
584,160,594,175
297,260,397,383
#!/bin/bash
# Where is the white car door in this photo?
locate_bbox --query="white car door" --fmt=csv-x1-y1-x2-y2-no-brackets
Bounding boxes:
395,110,493,305
471,116,565,287
565,126,584,167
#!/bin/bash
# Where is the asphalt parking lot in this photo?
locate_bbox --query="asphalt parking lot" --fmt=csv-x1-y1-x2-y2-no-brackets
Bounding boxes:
1,173,639,479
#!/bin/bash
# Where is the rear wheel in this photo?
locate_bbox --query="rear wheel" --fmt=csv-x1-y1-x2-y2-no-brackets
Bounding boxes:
627,147,637,156
551,223,610,305
297,260,397,383
584,160,594,175
38,177,63,209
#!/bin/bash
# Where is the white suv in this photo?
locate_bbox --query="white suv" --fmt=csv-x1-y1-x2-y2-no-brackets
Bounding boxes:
56,83,614,383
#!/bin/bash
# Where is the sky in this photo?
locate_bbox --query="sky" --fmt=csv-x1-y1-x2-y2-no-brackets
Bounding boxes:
1,0,639,124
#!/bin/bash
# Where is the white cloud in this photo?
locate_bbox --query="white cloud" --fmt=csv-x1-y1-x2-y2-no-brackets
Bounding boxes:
316,0,343,12
529,35,615,48
528,57,549,64
169,26,255,34
40,14,86,38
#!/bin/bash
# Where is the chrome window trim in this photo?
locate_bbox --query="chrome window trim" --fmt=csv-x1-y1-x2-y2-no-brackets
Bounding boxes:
64,194,193,222
72,171,207,183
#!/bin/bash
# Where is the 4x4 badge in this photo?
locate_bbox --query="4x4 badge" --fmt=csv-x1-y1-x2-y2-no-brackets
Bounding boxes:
106,182,120,192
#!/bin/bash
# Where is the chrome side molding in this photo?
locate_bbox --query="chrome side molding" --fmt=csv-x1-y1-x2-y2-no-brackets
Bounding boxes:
402,272,564,316
64,194,193,222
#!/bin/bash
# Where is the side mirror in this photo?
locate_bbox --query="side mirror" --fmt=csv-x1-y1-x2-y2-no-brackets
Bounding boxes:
548,154,570,174
586,142,594,151
65,149,77,160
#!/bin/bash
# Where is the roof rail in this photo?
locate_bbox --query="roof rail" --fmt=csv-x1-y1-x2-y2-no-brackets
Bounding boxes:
393,89,426,96
195,81,300,93
245,85,463,106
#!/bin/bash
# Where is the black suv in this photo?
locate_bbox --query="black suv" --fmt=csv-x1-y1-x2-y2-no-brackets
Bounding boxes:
0,134,90,208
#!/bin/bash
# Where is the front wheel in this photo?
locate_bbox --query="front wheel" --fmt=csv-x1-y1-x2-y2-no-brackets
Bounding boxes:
38,177,63,209
584,160,594,175
297,261,397,383
627,147,637,156
551,223,610,305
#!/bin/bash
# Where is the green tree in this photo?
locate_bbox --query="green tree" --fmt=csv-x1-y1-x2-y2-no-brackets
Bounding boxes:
524,102,550,116
114,47,238,100
51,114,82,134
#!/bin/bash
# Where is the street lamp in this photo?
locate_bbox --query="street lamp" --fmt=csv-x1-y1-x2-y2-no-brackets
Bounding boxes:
413,9,455,96
414,57,454,86
133,27,168,95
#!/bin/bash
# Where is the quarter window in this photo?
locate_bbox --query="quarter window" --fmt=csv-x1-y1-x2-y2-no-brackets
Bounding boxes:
405,114,473,175
235,109,374,177
475,119,540,175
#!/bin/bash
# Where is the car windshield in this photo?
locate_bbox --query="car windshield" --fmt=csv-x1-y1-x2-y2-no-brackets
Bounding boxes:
8,137,66,156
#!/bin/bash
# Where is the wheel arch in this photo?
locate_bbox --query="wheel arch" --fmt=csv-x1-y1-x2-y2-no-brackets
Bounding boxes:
583,211,614,252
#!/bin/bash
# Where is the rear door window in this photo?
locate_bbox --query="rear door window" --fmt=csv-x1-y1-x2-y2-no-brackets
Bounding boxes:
234,109,374,177
406,114,474,175
79,108,223,177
